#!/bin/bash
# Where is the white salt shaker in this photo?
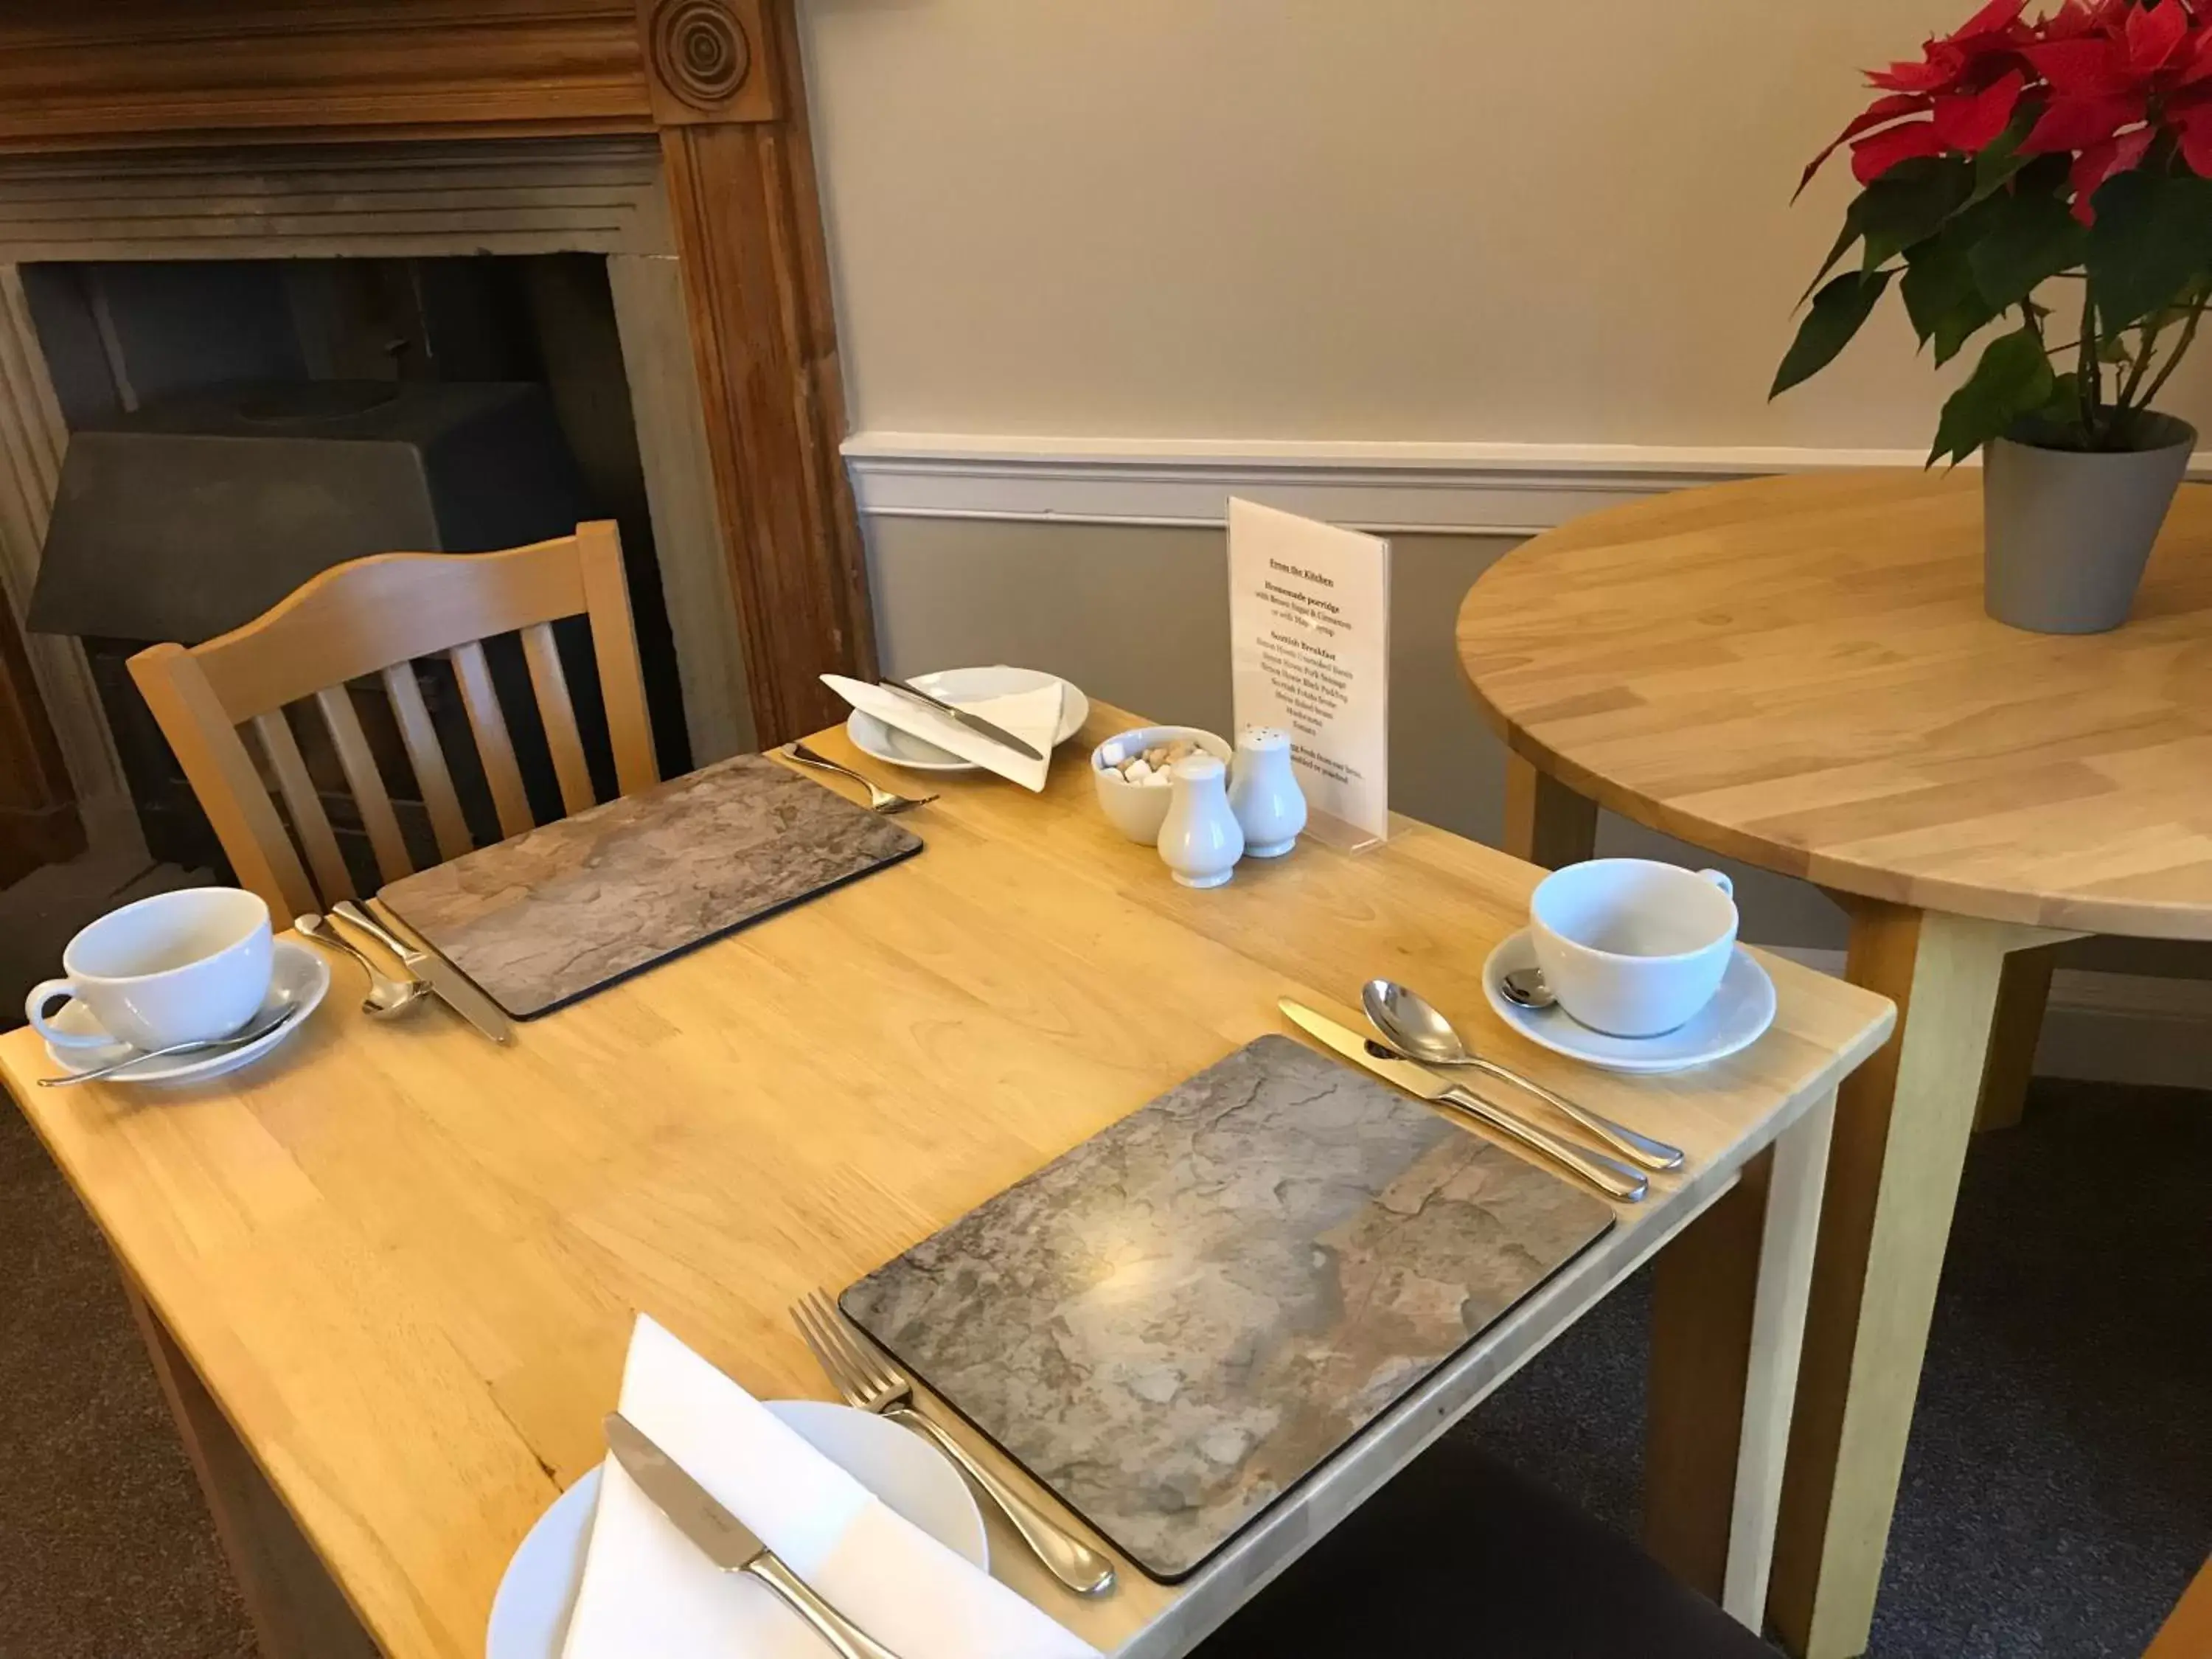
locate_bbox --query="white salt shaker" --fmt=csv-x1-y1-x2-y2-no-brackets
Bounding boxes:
1228,726,1307,858
1158,754,1245,888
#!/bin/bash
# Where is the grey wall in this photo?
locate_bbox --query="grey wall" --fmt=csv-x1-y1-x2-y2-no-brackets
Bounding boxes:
865,515,1852,953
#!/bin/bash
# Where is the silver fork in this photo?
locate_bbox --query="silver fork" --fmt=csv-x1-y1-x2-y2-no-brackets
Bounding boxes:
791,1290,1116,1596
781,743,937,815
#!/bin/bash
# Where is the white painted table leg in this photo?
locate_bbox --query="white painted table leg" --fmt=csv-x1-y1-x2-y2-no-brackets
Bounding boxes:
1722,1087,1836,1624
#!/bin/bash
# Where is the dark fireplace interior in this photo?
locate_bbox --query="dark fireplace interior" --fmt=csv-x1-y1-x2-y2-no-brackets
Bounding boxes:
21,255,693,888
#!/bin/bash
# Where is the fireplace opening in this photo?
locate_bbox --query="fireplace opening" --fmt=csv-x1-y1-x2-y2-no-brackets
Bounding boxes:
20,254,695,888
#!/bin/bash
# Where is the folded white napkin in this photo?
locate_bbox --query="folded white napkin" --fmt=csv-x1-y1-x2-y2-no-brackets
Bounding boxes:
822,675,1064,793
561,1315,1099,1659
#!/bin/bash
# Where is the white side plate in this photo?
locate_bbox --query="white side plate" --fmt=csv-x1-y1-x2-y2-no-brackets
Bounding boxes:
1481,929,1777,1074
486,1400,989,1659
846,666,1090,773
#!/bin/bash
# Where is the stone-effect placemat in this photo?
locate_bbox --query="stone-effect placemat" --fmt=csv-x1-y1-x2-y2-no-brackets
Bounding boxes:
378,754,921,1018
841,1032,1615,1581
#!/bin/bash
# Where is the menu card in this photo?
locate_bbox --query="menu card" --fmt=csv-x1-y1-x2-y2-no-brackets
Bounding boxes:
1228,498,1391,849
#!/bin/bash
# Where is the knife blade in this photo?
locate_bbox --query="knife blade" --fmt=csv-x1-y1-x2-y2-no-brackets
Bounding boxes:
335,900,513,1046
880,678,1047,762
1278,999,1647,1202
603,1413,904,1659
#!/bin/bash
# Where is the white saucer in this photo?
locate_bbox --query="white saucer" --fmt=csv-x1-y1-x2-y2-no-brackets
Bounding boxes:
42,939,329,1087
1481,929,1776,1074
847,665,1090,773
485,1400,989,1659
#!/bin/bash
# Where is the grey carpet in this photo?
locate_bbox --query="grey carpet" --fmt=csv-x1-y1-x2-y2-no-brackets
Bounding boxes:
1470,1077,2212,1657
0,1092,254,1659
0,1077,2201,1657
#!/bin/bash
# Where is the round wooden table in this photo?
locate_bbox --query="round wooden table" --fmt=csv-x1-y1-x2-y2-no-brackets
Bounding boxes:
1457,469,2212,1659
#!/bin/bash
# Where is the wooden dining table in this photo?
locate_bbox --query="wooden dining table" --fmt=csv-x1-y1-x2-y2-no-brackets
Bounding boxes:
3,703,1891,1659
1457,470,2212,1659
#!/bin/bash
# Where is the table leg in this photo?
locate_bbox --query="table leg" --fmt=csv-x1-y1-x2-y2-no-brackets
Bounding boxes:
1502,753,1597,869
1767,902,2066,1658
1972,943,2059,1133
1645,1089,1835,1626
2145,1554,2212,1659
119,1270,379,1659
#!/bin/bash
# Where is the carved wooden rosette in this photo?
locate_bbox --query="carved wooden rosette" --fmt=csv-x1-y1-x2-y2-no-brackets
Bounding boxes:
636,0,776,125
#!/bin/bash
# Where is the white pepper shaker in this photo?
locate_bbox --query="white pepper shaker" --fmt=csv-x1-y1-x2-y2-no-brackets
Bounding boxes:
1228,726,1307,857
1158,753,1245,888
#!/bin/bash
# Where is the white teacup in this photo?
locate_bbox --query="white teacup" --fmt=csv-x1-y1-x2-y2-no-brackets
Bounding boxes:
26,887,273,1054
1529,859,1738,1039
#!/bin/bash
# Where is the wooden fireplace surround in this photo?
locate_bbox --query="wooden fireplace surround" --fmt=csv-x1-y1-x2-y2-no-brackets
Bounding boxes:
0,0,874,869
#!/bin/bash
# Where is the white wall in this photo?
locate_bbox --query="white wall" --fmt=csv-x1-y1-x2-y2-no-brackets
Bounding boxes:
801,0,2211,448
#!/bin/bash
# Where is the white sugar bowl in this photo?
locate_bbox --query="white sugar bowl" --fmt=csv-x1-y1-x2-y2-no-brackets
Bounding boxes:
1092,726,1233,844
1227,726,1306,857
1158,754,1245,888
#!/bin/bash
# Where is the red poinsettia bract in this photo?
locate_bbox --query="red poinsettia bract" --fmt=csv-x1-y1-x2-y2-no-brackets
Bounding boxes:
1801,0,2212,220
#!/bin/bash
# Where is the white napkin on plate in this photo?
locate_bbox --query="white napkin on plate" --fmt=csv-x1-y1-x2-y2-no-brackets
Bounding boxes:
561,1315,1098,1659
821,675,1063,793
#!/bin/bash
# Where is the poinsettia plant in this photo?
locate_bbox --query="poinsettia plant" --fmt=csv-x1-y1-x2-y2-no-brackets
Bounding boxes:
1777,0,2212,460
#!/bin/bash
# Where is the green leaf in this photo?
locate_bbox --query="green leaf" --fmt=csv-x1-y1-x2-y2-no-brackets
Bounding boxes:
2085,170,2212,333
1965,101,2039,206
1902,201,2005,364
1859,156,1977,271
1967,189,2086,311
2042,369,2082,425
1929,326,2056,465
1773,269,1896,398
1801,212,1865,305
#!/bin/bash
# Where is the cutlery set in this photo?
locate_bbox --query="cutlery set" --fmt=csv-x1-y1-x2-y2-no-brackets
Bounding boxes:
1283,976,1686,1203
298,902,513,1044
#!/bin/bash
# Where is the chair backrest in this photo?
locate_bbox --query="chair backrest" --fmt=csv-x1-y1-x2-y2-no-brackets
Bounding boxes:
129,521,659,919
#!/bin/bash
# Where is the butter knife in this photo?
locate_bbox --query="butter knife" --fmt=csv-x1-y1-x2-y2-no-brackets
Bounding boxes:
333,901,513,1046
604,1413,902,1659
880,678,1046,762
1279,999,1648,1202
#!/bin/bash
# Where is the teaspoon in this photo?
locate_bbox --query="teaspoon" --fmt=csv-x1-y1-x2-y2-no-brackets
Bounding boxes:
1499,965,1557,1009
297,912,428,1018
1362,978,1684,1171
39,997,306,1088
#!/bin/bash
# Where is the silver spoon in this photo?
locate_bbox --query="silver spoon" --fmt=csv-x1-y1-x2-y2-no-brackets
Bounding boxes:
1363,978,1685,1171
296,911,428,1018
39,997,307,1088
1500,965,1557,1009
781,742,937,815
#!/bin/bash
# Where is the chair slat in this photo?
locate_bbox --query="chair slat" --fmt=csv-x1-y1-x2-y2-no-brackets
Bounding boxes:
250,709,354,906
131,524,655,922
314,686,414,884
578,520,659,793
129,643,316,919
449,641,534,838
380,662,472,863
521,622,594,816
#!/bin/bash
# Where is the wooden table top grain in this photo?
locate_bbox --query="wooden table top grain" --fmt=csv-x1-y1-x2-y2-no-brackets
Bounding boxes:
1456,469,2212,939
2,706,1893,1659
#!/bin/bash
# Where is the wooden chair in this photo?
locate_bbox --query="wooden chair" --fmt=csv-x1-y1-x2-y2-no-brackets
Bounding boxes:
128,522,658,919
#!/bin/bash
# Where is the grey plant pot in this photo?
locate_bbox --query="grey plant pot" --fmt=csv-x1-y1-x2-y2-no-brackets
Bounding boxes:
1982,411,2195,634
